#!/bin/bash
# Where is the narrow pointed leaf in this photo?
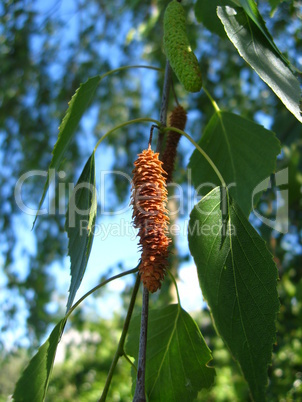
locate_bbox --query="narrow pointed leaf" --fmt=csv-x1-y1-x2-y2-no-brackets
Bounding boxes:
217,5,302,123
13,318,67,402
268,0,283,14
188,187,279,401
65,152,97,311
33,75,101,227
126,304,215,402
188,111,281,216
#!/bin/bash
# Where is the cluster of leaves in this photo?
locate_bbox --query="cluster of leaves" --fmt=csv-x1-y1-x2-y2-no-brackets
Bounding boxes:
1,0,302,401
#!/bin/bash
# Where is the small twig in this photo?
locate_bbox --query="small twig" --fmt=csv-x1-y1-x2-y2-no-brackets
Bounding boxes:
148,125,160,148
99,273,141,402
133,287,149,402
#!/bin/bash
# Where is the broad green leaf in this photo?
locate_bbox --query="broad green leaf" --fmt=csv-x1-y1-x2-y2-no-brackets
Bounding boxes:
125,304,215,401
65,152,97,311
33,75,101,227
194,0,238,38
188,187,279,402
188,111,280,216
13,318,67,402
238,0,289,65
217,5,302,123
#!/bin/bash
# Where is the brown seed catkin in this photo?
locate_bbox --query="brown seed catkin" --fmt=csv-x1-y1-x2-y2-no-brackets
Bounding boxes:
162,105,187,183
131,147,171,292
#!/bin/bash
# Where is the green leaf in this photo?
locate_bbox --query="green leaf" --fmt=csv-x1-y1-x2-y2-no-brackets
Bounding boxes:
268,0,283,15
65,152,97,311
238,0,288,64
125,304,215,402
194,0,241,36
33,75,101,227
188,187,279,402
194,0,235,38
13,318,67,402
217,5,302,123
188,111,281,216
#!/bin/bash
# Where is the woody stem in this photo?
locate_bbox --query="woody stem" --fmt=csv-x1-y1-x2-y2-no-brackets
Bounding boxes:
133,60,172,402
156,60,172,154
133,287,149,402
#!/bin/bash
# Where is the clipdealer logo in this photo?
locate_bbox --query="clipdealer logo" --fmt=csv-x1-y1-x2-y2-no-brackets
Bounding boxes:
14,168,290,235
252,168,289,234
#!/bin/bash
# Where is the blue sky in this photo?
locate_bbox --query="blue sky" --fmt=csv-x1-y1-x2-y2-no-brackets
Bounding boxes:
0,0,206,347
2,0,298,351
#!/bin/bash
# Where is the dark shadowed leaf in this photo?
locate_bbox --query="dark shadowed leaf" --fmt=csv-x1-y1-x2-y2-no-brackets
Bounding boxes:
188,111,280,216
126,304,215,402
195,0,241,37
13,318,67,402
188,187,279,401
217,5,302,123
65,152,97,311
34,76,101,227
194,0,236,37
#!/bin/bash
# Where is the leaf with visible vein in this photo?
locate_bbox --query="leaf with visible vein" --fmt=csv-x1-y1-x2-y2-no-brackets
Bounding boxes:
188,111,280,217
65,152,97,311
13,318,67,402
217,5,302,123
33,75,101,227
125,304,215,401
238,0,290,66
188,187,279,401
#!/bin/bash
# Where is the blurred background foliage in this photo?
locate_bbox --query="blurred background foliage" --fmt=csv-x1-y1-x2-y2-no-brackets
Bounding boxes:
0,0,301,400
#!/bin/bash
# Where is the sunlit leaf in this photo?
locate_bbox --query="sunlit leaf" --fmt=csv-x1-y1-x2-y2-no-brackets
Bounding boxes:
126,304,215,402
13,318,67,402
33,75,101,227
188,111,281,216
65,152,97,311
188,187,279,401
217,5,302,123
238,0,289,65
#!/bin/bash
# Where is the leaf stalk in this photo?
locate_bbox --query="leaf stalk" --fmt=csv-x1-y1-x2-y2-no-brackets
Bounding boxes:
163,126,226,188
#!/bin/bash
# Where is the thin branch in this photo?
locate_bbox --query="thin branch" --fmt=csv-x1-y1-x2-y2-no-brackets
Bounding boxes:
148,124,160,148
94,117,161,153
156,60,172,154
99,273,141,402
133,287,149,402
133,59,173,402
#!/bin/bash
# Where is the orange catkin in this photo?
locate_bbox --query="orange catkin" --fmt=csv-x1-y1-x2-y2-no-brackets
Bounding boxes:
162,105,187,183
131,147,171,292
